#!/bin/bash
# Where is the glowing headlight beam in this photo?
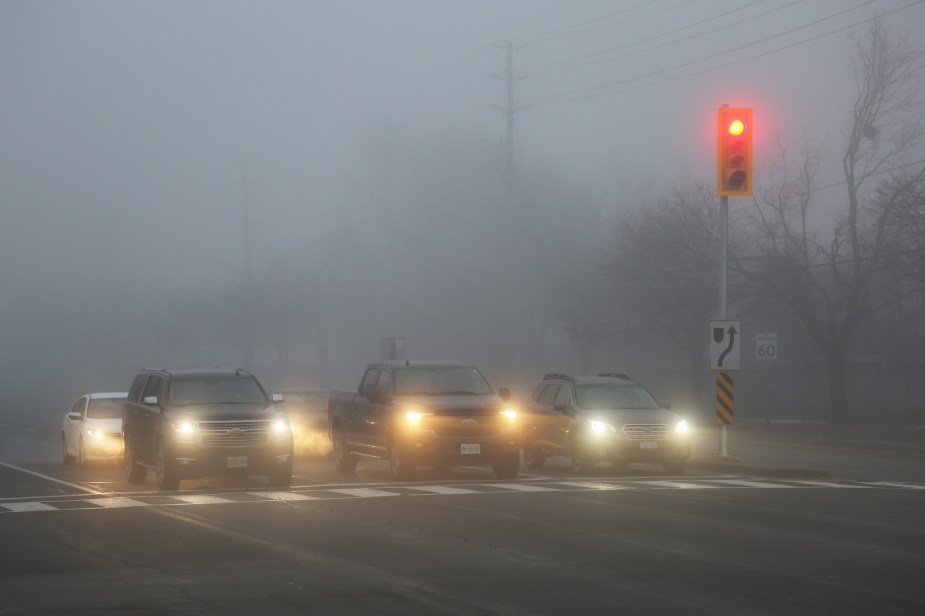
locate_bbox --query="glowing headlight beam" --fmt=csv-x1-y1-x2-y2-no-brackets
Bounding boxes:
675,420,689,434
589,420,615,433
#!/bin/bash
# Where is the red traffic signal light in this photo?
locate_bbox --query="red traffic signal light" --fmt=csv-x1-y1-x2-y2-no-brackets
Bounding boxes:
717,107,752,197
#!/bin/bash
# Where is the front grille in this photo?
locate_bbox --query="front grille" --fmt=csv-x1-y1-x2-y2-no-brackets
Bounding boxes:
199,420,270,447
622,424,670,440
428,409,501,438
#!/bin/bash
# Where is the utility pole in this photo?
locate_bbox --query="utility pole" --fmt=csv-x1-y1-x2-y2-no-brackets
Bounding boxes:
493,42,526,384
241,163,256,371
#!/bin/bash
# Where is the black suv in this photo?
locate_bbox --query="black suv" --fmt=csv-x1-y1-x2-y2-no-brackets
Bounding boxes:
522,373,691,474
122,368,293,490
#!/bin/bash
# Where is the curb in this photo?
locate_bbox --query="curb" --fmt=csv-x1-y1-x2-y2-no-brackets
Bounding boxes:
689,457,832,479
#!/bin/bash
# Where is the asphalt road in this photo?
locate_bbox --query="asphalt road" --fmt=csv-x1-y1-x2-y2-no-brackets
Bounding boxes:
2,402,924,615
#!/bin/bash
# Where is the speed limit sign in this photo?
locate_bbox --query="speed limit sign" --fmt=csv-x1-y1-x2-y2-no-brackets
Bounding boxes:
756,333,777,360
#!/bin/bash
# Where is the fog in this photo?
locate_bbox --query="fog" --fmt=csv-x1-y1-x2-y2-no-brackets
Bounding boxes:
1,1,923,416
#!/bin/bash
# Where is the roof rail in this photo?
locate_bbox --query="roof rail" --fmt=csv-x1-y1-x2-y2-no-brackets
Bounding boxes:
543,373,574,382
598,373,631,380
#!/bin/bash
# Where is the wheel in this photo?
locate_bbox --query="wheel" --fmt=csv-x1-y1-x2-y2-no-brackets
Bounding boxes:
123,440,147,484
523,436,545,469
155,441,180,491
332,427,357,473
62,434,75,465
569,438,593,473
388,438,416,481
267,458,293,487
77,438,86,467
493,452,520,479
662,459,686,475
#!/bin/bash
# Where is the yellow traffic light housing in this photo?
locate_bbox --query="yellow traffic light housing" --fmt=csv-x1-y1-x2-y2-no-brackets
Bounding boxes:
717,107,753,197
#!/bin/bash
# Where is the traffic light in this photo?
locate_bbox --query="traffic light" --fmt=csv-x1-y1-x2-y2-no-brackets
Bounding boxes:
717,107,753,197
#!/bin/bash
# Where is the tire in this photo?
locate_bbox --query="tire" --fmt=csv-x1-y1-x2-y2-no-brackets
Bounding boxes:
123,440,147,484
662,459,686,475
267,458,293,487
332,427,357,473
388,438,416,481
62,434,74,465
523,437,545,470
493,452,520,479
569,437,593,473
155,441,180,491
77,438,86,467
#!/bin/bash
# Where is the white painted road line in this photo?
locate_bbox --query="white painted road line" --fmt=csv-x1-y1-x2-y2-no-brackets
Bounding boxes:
329,488,402,498
555,482,627,490
634,481,720,489
864,482,925,490
4,502,58,512
90,497,150,508
172,495,237,505
251,491,319,501
408,486,481,495
0,462,104,495
788,481,871,489
482,483,561,492
704,479,797,488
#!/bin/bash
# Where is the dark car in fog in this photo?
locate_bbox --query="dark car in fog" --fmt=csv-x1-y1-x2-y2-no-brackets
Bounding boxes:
522,373,691,474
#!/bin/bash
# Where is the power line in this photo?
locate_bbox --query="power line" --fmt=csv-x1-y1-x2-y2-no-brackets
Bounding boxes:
521,0,903,107
509,0,665,44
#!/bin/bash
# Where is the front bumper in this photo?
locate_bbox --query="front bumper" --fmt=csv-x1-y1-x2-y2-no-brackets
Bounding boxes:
165,441,293,479
580,433,690,462
396,432,520,466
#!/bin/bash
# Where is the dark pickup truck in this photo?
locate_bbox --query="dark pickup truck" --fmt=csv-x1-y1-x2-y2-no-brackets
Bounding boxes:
327,361,520,480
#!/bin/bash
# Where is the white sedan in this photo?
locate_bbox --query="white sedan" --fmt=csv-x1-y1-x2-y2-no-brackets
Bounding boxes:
61,392,128,466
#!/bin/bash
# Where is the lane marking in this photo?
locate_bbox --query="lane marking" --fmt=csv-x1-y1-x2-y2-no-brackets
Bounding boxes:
787,481,871,489
408,486,480,495
4,502,58,512
703,479,797,488
91,497,149,508
250,491,319,501
329,488,401,498
482,483,560,492
0,462,104,495
863,481,925,490
633,480,720,489
172,495,237,505
555,482,627,490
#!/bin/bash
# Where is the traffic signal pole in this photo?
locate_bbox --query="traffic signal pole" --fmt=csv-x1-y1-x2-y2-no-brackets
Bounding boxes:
719,194,729,458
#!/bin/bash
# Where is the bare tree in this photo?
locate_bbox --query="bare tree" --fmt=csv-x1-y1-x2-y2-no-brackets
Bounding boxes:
737,18,925,421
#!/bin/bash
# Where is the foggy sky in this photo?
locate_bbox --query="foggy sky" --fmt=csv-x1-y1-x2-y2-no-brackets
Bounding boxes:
1,0,923,399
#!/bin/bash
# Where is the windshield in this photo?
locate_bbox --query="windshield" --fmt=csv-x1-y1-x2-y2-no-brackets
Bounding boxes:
169,378,268,406
86,398,125,419
575,383,660,410
393,367,492,395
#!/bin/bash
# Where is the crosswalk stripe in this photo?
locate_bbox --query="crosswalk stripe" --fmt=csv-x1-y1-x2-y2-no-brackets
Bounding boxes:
864,482,925,490
634,480,720,489
3,502,58,512
90,497,150,508
555,482,627,490
172,495,237,505
250,491,319,501
703,479,796,488
787,481,871,489
408,486,480,495
482,483,560,492
329,488,401,498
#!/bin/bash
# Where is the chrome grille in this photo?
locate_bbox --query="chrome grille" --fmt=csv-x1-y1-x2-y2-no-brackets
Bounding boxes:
199,420,270,447
622,424,670,441
429,409,500,438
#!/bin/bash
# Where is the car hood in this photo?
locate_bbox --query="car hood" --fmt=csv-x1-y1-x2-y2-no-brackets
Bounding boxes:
165,403,280,420
394,393,505,412
582,407,681,426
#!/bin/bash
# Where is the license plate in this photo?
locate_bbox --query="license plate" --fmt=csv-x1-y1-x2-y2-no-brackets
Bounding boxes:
640,441,657,450
227,456,248,468
461,443,481,455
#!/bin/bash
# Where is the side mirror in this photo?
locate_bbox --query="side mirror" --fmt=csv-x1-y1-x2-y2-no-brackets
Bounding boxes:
553,403,571,415
499,387,511,401
67,412,82,421
663,402,672,410
143,396,159,406
271,393,284,403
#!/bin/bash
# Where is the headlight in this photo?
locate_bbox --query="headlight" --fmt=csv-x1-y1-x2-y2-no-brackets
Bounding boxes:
272,417,292,440
589,420,616,433
85,429,105,440
499,408,517,422
170,420,198,444
674,420,689,434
